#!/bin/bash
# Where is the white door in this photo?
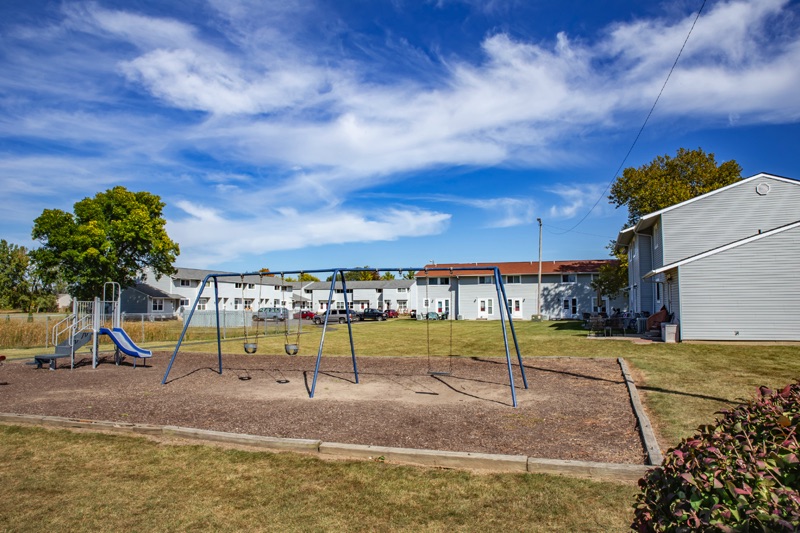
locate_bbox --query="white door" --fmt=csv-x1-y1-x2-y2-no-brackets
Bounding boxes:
478,298,493,319
507,298,523,319
436,299,450,317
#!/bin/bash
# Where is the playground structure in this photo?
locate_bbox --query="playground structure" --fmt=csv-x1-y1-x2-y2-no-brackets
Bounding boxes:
40,282,152,370
162,266,529,407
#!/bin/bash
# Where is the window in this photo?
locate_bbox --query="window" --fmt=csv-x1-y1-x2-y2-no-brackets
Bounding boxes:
561,274,577,283
234,298,242,310
429,278,438,285
397,300,408,311
478,276,493,284
152,299,164,312
244,299,253,310
440,278,450,285
273,299,280,306
563,298,577,315
376,288,383,293
397,288,407,293
180,279,191,287
656,283,662,301
180,299,190,307
336,301,345,310
197,298,209,311
504,275,521,284
247,283,255,289
423,299,429,308
235,282,243,289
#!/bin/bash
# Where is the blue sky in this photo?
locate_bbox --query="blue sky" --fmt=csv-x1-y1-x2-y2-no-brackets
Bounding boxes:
2,0,799,273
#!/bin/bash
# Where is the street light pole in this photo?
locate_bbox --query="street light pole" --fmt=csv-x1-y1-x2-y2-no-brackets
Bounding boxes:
537,218,543,319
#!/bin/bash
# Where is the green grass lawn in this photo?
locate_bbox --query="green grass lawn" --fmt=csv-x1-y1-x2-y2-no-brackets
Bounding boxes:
2,318,799,530
0,425,637,532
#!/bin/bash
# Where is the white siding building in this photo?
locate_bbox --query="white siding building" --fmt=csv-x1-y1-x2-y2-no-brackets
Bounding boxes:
616,172,800,341
415,261,623,320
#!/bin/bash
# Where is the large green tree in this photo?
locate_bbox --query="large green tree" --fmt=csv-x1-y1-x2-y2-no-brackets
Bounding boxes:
596,148,742,299
0,240,58,313
31,186,180,300
609,147,742,227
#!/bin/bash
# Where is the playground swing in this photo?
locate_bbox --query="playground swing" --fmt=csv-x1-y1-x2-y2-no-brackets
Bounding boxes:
281,273,301,356
424,268,455,377
242,274,263,354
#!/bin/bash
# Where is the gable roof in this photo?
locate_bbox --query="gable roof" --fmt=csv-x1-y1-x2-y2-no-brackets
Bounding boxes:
131,282,181,299
616,172,800,248
643,219,800,278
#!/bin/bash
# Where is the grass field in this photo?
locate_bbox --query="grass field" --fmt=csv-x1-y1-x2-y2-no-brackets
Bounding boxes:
0,425,637,532
2,318,799,530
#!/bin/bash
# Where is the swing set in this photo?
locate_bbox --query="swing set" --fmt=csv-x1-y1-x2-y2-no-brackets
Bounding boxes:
162,266,528,406
241,273,302,356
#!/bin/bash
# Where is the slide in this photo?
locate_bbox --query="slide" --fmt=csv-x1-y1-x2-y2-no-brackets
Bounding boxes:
99,327,153,358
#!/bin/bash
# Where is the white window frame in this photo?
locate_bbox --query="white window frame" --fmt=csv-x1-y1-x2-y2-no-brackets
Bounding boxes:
152,299,164,312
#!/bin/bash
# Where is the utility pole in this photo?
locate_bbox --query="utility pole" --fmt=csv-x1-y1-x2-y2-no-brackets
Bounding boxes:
537,218,543,319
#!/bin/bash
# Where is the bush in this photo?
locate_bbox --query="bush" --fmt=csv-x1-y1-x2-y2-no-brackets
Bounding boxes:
633,382,800,532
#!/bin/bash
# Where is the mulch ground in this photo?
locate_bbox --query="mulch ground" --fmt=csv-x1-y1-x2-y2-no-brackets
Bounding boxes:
0,352,645,464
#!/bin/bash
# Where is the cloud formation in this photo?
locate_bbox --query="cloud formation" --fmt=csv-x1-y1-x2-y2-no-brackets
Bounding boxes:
1,0,799,265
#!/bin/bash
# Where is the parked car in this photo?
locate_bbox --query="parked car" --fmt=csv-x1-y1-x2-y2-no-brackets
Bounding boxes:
312,309,358,325
384,309,398,318
293,310,315,320
358,308,387,321
410,310,417,319
254,307,289,321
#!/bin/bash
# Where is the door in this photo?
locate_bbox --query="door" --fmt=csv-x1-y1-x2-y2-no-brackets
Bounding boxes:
507,298,522,319
436,299,450,318
562,298,577,318
478,298,493,319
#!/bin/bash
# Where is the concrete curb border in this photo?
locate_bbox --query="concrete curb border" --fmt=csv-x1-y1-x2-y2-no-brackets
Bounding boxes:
618,357,664,465
0,412,649,483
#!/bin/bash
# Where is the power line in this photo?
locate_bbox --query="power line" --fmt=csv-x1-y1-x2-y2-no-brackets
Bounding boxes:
552,0,707,235
542,223,614,240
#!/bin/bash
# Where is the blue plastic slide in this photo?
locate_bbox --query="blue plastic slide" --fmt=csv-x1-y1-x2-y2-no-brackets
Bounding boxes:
99,327,153,359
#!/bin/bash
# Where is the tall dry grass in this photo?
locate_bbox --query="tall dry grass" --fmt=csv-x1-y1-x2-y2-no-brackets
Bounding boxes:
0,317,230,349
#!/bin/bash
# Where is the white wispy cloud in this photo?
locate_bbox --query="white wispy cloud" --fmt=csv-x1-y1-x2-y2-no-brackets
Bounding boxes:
1,0,799,263
168,201,451,266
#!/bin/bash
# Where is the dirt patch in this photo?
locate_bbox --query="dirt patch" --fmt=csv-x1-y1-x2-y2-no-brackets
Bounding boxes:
0,352,645,464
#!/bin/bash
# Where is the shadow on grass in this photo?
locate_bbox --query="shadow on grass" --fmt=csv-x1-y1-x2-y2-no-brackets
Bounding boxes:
636,385,735,405
547,320,589,336
472,356,623,385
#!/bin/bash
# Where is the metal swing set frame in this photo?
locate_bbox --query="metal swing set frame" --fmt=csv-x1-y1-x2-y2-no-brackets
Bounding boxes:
161,266,529,406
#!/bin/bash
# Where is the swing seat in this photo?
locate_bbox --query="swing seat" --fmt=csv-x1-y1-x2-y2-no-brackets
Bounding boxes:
243,343,258,354
284,344,299,356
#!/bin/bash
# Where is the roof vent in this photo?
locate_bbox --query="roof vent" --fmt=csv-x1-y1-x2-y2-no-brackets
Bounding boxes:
756,182,771,196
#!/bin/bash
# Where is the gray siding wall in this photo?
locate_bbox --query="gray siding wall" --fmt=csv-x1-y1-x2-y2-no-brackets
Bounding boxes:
632,235,654,313
652,221,664,269
666,270,681,323
121,291,148,314
662,177,800,264
678,225,800,341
